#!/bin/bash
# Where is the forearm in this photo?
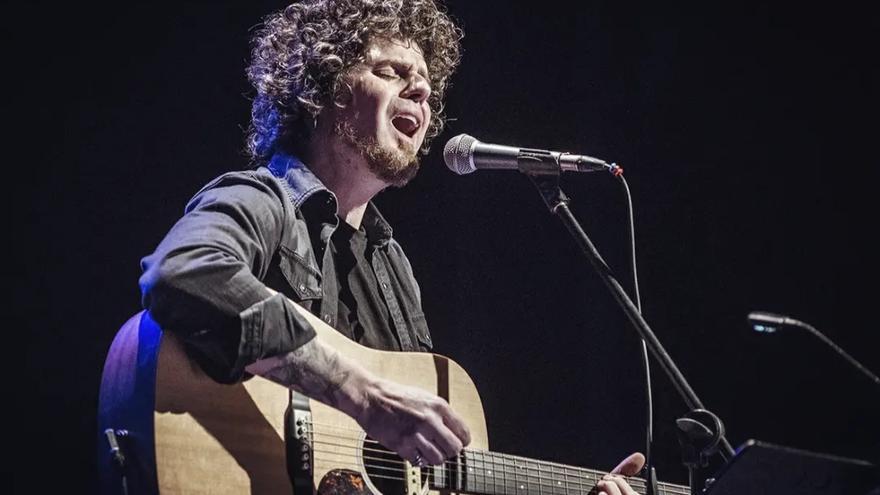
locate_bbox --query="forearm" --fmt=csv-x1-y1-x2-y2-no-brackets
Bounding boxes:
244,334,375,419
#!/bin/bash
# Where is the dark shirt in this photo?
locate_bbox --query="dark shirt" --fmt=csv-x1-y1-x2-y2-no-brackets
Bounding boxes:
321,219,400,350
139,153,432,383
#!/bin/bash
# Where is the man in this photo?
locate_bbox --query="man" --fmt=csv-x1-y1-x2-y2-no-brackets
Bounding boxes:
140,1,643,493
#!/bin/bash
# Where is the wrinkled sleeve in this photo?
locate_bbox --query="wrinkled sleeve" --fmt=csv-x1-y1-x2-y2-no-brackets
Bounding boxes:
139,171,316,383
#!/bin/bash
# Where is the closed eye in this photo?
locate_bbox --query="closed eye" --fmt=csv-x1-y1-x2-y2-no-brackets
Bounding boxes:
374,65,400,79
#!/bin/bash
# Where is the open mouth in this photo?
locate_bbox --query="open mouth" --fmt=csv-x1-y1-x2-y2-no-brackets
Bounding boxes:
391,115,420,139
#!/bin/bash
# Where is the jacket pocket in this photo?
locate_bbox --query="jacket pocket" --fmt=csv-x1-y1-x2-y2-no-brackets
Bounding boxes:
277,245,323,301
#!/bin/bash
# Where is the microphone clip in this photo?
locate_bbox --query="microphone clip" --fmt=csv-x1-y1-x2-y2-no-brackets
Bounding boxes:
526,171,570,213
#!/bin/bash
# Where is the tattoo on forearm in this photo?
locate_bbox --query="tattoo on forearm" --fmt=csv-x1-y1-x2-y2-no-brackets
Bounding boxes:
261,341,351,407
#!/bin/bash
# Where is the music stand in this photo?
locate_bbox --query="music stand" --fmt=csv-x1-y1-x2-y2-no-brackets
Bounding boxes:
704,439,878,495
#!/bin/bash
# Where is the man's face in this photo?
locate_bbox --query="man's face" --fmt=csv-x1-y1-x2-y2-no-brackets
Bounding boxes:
332,37,432,187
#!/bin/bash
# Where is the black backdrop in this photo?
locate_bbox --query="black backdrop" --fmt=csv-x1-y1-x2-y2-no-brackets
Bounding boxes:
13,1,878,492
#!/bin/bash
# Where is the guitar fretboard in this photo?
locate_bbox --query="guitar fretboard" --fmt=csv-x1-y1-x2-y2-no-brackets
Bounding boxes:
429,449,689,495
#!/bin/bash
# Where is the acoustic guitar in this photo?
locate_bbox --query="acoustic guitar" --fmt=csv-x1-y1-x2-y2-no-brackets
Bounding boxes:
98,301,689,495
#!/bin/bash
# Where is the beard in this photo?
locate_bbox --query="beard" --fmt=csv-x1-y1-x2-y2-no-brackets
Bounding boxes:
333,120,421,187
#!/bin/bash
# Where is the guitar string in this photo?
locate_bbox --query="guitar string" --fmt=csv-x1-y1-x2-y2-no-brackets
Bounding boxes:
305,427,688,495
308,443,689,495
369,472,448,484
316,444,690,494
367,472,416,483
305,418,674,489
363,471,686,495
307,415,662,489
311,436,399,457
308,431,689,495
308,447,688,495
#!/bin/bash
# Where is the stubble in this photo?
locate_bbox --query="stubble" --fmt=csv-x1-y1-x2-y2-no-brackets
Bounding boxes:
333,120,421,187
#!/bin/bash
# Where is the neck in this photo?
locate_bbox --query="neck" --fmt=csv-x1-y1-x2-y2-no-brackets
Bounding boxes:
304,134,387,229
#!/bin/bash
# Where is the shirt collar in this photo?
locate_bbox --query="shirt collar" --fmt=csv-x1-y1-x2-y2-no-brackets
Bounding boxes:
266,153,334,210
267,152,394,247
362,202,394,247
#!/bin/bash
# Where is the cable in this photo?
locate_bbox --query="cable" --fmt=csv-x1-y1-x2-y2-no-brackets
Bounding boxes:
617,175,657,494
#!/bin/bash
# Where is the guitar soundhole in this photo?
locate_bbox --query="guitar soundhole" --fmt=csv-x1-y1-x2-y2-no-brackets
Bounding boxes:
362,436,429,495
363,436,406,495
316,436,430,495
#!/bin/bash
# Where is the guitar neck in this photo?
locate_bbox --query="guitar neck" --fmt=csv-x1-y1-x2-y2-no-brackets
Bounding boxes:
429,449,688,495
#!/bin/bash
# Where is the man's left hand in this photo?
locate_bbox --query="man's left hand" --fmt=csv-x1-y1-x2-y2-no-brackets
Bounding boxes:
596,452,646,495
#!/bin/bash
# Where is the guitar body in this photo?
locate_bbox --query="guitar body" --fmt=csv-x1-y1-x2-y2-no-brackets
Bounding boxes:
98,307,489,495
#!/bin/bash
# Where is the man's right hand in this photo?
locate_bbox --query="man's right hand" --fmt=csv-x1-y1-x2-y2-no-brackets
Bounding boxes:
352,376,471,466
246,335,471,467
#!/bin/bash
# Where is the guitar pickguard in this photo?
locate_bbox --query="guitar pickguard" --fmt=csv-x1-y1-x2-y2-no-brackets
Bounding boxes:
318,469,374,495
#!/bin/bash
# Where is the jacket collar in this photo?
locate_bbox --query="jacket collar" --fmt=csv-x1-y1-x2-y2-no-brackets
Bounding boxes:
267,153,394,247
267,153,331,209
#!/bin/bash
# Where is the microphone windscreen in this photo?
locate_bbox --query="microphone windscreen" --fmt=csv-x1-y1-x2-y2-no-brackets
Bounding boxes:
443,134,477,175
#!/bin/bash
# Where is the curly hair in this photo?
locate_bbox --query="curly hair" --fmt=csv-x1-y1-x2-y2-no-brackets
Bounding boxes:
246,0,463,163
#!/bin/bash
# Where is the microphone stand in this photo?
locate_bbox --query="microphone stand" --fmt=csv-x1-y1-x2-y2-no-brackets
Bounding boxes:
525,169,735,495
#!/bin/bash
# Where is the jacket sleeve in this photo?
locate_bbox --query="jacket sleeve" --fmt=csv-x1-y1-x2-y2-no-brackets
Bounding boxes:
139,170,316,383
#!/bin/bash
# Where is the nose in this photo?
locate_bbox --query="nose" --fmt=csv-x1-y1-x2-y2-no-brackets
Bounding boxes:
401,74,431,104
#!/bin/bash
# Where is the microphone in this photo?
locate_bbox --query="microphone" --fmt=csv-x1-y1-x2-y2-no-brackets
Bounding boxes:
443,134,623,176
747,311,795,333
747,311,880,387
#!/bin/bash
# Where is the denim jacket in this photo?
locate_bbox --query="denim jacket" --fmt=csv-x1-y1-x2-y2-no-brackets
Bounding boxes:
139,153,432,383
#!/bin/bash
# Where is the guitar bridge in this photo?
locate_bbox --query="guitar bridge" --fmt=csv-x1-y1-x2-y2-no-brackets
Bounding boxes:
289,391,314,494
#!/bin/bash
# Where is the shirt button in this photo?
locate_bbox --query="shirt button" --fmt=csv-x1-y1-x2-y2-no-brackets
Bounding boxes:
298,284,306,291
323,314,332,324
381,282,389,289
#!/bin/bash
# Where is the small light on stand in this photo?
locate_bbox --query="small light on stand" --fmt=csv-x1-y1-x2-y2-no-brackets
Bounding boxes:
751,324,777,334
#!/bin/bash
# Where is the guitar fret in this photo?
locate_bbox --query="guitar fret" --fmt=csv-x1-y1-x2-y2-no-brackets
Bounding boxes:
485,450,491,494
488,451,496,495
535,458,543,495
501,453,510,494
536,458,543,495
478,452,488,495
466,450,474,494
566,466,578,495
497,453,507,495
458,453,466,492
508,453,517,494
527,458,540,494
510,454,520,493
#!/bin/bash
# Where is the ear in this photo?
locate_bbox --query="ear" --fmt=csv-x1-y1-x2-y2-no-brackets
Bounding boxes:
332,79,354,108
